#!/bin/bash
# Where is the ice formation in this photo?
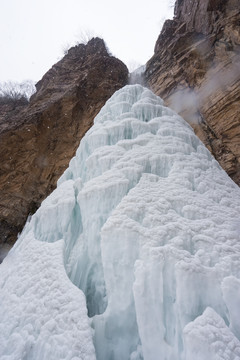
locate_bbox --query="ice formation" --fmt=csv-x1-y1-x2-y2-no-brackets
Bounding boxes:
0,85,240,360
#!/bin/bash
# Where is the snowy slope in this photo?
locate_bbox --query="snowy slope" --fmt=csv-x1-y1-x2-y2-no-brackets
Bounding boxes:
0,85,240,360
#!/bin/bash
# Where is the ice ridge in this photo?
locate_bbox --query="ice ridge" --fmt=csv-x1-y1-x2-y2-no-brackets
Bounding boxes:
0,84,240,360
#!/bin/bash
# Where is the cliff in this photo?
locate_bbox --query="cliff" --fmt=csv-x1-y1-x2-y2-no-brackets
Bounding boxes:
0,38,128,257
146,0,240,185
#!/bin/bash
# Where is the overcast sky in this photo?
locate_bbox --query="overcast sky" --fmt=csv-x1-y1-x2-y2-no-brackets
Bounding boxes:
0,0,174,83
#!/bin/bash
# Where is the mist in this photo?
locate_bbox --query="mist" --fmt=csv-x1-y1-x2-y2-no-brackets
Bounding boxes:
167,61,240,125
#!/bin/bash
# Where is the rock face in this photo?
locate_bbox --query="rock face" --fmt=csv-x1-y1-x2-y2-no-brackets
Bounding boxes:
145,0,240,185
0,38,128,256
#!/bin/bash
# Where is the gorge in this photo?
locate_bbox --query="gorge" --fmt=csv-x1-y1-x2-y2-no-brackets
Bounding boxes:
0,0,240,359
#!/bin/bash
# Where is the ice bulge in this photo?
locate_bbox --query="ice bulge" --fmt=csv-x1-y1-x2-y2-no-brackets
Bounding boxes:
0,85,240,360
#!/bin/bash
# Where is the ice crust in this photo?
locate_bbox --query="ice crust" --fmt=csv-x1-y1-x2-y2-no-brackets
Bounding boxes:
0,85,240,360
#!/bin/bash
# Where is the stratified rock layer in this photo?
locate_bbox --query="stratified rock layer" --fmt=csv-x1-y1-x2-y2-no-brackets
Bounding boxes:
0,38,128,255
146,0,240,185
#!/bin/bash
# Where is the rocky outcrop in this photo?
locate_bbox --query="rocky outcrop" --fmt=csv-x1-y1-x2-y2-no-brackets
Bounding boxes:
0,38,128,257
146,0,240,185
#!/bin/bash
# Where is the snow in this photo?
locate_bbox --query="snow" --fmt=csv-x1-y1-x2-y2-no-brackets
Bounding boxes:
0,232,95,360
183,307,240,360
0,84,240,360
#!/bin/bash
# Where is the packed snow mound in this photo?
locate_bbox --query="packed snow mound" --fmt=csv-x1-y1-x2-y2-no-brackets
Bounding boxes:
1,85,240,360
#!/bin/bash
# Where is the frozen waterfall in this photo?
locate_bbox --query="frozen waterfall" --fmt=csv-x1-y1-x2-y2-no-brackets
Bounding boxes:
0,84,240,360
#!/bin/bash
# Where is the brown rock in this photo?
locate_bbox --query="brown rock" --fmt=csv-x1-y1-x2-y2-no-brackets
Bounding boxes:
146,0,240,185
0,38,128,255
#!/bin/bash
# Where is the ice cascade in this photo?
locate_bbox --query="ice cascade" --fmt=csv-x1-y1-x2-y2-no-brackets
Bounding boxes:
0,85,240,360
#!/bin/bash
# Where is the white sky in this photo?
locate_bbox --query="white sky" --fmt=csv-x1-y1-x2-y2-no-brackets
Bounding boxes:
0,0,174,83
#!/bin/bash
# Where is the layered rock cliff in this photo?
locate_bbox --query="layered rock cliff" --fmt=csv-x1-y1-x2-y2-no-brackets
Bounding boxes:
0,38,128,257
146,0,240,185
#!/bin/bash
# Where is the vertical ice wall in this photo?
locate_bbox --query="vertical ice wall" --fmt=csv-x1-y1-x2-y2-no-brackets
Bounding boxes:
0,85,240,360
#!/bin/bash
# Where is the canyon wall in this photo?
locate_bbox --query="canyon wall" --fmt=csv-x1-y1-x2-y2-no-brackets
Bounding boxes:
146,0,240,185
0,38,128,257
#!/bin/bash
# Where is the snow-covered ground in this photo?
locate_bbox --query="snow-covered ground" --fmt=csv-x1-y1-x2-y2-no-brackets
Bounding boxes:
0,85,240,360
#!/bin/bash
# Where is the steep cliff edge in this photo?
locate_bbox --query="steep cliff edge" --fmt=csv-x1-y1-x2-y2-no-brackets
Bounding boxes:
0,38,128,255
146,0,240,185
